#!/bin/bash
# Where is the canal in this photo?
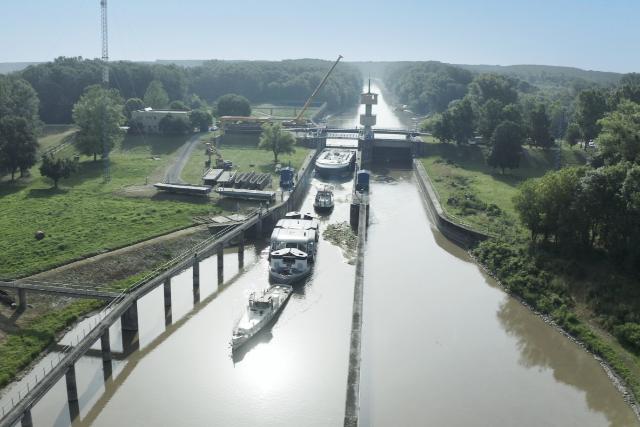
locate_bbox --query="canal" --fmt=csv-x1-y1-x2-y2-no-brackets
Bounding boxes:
3,82,638,426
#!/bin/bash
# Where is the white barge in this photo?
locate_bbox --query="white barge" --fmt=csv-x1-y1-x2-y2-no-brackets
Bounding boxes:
315,148,356,178
231,284,293,351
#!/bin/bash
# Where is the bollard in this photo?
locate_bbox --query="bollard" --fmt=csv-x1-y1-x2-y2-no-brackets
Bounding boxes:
18,288,27,312
100,329,112,362
193,253,200,303
238,232,245,269
163,278,172,326
20,409,33,427
121,302,139,332
65,365,80,421
121,302,139,355
217,245,224,285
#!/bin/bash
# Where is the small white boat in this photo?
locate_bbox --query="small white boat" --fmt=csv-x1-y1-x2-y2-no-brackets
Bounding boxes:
315,149,356,178
314,186,334,212
231,284,293,351
269,248,311,284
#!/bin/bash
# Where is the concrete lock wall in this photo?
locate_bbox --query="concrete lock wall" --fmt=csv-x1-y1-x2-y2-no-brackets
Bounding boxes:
413,159,489,248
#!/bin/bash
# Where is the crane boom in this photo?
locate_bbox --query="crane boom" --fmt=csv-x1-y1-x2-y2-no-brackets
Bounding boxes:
294,55,343,124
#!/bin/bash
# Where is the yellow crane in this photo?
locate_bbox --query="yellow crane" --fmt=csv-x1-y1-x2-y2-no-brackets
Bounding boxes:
287,55,343,126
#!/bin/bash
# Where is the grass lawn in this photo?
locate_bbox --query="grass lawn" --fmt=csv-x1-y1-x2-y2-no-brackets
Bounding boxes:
420,139,587,234
181,135,311,185
0,131,219,279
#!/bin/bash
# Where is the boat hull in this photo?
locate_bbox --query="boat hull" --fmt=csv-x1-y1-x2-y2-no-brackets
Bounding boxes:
313,202,334,213
314,162,354,178
231,285,292,351
269,268,311,285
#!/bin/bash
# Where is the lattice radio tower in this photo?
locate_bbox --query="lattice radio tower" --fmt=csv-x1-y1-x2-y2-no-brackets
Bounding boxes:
101,0,110,181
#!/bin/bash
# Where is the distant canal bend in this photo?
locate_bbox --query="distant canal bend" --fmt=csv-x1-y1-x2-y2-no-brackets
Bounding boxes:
5,82,638,426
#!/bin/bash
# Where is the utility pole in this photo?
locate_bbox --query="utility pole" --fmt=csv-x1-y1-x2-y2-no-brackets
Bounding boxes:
101,0,110,182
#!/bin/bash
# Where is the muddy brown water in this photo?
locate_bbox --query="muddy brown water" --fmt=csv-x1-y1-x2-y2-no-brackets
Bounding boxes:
1,82,638,426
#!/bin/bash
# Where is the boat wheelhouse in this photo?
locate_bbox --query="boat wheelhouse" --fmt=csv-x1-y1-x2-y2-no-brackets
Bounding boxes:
314,186,334,212
269,248,311,284
269,227,317,260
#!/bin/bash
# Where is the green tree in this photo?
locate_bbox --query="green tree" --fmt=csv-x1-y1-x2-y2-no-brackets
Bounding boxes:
596,100,640,164
187,94,208,110
72,85,125,161
189,109,213,132
488,121,524,173
158,115,191,135
614,73,640,105
143,80,169,109
565,123,582,147
0,116,38,180
422,113,453,143
0,75,40,128
469,74,518,105
448,97,475,145
216,94,251,117
259,122,295,163
123,98,145,120
527,103,553,148
575,89,608,148
514,180,543,240
477,99,505,141
169,100,189,111
39,154,77,189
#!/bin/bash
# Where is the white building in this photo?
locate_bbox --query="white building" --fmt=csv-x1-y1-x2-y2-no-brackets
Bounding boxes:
131,108,191,133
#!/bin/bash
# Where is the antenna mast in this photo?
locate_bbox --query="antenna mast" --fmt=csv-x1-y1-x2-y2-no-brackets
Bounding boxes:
100,0,110,181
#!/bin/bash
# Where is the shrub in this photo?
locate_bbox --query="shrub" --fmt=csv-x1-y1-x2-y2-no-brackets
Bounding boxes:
614,323,640,352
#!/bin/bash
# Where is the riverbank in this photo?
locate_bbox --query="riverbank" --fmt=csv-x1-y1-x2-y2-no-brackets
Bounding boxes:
416,141,640,417
0,226,213,389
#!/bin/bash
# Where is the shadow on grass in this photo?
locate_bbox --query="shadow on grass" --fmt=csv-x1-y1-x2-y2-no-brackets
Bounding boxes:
27,187,69,198
121,134,189,156
0,179,31,197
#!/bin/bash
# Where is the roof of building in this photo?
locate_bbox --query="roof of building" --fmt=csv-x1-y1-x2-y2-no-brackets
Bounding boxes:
134,109,190,114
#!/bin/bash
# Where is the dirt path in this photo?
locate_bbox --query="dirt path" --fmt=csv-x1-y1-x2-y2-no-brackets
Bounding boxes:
163,132,204,184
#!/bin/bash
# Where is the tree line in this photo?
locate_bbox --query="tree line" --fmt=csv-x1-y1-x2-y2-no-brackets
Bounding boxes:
16,57,363,124
514,89,640,270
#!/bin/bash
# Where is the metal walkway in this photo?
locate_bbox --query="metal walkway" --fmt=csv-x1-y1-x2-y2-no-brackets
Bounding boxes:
0,281,120,301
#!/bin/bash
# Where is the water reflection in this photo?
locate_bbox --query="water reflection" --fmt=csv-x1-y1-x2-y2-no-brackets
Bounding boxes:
497,298,638,426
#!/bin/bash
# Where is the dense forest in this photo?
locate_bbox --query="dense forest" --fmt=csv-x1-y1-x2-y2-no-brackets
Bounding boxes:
16,57,363,123
384,62,474,114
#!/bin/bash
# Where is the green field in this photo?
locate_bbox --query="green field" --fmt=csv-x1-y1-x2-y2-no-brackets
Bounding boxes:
180,136,311,185
420,139,587,234
0,132,218,279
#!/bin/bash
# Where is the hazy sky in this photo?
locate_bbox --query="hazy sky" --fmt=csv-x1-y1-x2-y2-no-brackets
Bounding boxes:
1,0,638,72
